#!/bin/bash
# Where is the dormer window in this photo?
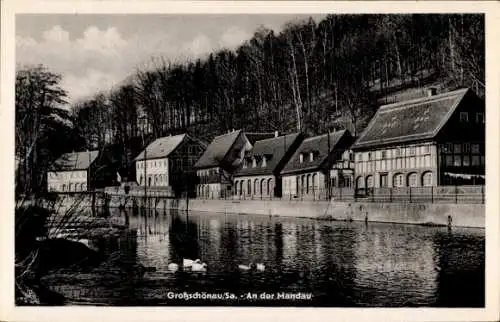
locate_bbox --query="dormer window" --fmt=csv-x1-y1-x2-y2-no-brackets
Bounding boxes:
299,153,304,163
243,159,248,169
262,156,267,167
252,157,257,168
460,112,469,122
309,152,314,162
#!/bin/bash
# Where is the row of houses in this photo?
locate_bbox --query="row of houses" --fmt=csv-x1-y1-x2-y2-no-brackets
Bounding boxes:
47,87,485,198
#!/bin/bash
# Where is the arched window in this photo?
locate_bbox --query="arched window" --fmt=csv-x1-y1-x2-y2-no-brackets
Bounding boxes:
154,175,159,186
139,176,143,186
356,176,364,189
267,178,273,196
407,172,418,187
422,172,433,187
234,181,238,195
366,175,374,188
239,181,243,195
148,176,152,186
393,173,404,187
254,179,259,195
301,175,305,194
260,179,265,196
312,173,317,192
247,179,252,195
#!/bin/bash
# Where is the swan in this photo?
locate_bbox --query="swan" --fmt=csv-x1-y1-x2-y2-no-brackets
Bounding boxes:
191,262,207,272
168,263,179,272
183,258,201,268
238,264,252,271
256,263,265,271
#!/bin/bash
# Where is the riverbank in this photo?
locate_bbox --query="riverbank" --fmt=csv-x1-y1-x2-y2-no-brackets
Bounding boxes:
38,193,484,229
106,194,484,228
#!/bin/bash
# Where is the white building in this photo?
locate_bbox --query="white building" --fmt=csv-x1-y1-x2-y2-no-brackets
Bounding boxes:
47,150,99,192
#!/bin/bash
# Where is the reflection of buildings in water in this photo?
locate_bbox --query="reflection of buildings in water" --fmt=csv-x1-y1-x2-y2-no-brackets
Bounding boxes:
353,226,438,304
168,213,200,264
273,222,284,267
136,214,171,270
281,221,298,268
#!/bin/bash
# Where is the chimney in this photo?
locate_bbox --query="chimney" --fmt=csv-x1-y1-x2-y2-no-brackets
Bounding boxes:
275,131,279,138
427,87,437,97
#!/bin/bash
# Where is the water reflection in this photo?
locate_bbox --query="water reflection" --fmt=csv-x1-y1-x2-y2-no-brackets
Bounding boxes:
45,208,484,307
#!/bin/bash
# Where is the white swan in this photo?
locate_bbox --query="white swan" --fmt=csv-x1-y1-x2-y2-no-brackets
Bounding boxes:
183,258,201,268
238,264,252,271
256,263,265,271
238,263,265,271
191,262,207,272
168,263,179,272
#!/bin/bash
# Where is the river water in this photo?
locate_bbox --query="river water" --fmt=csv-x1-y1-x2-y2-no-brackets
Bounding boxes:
44,208,484,307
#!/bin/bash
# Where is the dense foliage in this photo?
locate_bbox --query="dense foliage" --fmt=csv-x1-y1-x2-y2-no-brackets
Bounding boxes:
16,14,484,194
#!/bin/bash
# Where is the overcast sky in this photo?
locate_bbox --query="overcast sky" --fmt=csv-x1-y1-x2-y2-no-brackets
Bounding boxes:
16,14,325,104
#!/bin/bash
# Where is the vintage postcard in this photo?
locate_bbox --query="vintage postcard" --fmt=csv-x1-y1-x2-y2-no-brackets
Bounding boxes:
1,1,499,322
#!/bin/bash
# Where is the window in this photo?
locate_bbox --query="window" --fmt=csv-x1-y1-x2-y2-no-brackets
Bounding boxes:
460,112,469,122
356,153,362,161
423,145,430,154
471,144,480,154
381,151,387,159
408,173,418,187
309,152,314,162
409,147,416,156
395,148,401,157
454,155,462,166
368,152,373,161
243,159,248,169
252,157,257,168
443,143,453,153
454,144,461,154
422,172,433,187
472,155,480,166
393,173,404,187
299,153,304,163
463,155,470,166
463,143,471,153
262,156,267,167
476,112,484,123
446,155,453,166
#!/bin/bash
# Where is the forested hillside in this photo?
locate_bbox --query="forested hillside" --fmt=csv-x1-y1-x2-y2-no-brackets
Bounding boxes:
16,14,485,193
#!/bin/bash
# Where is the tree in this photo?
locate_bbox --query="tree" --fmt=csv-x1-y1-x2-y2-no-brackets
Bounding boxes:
16,65,71,194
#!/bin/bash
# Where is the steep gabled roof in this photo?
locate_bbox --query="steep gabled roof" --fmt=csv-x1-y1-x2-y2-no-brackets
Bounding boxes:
281,130,350,175
193,130,242,169
134,134,186,161
52,150,99,171
234,133,302,177
352,88,472,150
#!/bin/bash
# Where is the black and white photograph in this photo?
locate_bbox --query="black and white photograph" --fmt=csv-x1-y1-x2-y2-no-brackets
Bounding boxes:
2,1,499,321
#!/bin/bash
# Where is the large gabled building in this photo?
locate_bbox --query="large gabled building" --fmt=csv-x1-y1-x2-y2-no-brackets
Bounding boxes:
351,88,485,189
280,130,355,199
233,132,303,199
47,150,99,192
194,130,275,199
134,134,206,196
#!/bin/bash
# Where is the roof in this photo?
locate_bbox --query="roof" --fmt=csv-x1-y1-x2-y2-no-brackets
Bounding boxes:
352,88,472,150
234,133,301,177
281,130,349,175
244,132,276,144
134,134,186,161
52,150,99,171
194,130,242,169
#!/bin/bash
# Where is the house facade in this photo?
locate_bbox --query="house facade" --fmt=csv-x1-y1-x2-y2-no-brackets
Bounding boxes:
194,130,275,199
280,130,355,199
47,150,99,192
134,134,206,196
233,133,303,199
351,88,485,190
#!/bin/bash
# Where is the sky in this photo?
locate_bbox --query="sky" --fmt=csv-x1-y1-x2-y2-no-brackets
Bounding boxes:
16,14,325,105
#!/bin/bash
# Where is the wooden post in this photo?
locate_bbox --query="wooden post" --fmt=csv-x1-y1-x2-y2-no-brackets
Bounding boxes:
431,186,434,203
